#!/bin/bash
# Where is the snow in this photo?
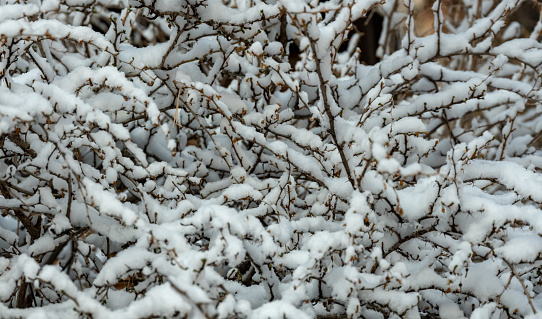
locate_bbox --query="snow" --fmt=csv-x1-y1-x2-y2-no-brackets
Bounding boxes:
397,177,439,220
82,178,143,228
463,160,542,202
2,0,542,317
495,233,542,263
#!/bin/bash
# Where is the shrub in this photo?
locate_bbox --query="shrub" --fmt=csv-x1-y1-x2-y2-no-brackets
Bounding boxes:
1,0,542,318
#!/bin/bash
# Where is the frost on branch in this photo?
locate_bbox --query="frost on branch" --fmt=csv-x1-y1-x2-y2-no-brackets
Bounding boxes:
2,0,542,318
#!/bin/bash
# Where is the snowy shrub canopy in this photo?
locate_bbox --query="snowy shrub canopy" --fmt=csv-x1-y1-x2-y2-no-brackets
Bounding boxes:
2,0,542,317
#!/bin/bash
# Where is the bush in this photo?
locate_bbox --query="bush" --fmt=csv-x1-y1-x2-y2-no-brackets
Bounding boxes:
1,0,542,317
